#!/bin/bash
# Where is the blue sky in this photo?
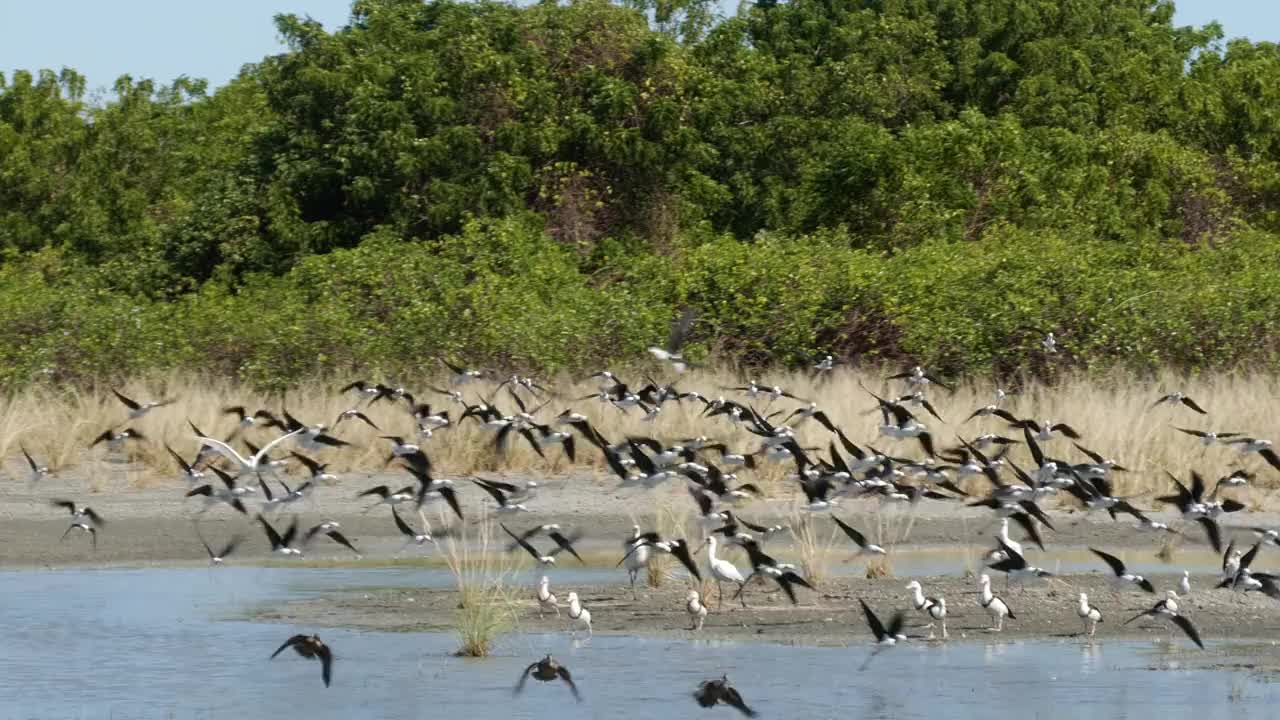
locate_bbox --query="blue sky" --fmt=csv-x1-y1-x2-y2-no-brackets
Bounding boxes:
1,0,1275,93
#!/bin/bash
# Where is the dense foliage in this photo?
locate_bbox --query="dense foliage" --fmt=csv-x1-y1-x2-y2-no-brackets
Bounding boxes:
3,0,1279,387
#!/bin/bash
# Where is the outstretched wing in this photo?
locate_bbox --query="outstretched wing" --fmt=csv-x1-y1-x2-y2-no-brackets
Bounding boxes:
832,515,868,547
1170,614,1204,649
316,643,334,687
1089,548,1126,577
858,598,887,641
668,540,702,581
391,508,416,537
549,531,585,564
721,686,757,717
325,530,360,555
501,523,543,561
270,634,306,659
513,662,538,695
556,665,582,701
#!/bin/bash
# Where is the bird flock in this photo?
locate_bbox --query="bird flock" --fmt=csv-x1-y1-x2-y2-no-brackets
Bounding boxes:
10,348,1280,713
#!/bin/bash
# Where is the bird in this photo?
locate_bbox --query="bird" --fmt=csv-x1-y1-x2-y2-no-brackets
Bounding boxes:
858,598,906,669
196,428,305,477
270,634,333,687
304,522,361,557
536,576,559,618
357,484,417,512
686,590,708,630
258,515,303,556
505,524,583,563
1152,391,1208,414
110,388,174,419
978,573,1015,631
391,508,442,551
620,526,654,597
693,675,757,717
19,445,50,483
1123,592,1203,649
473,478,536,514
89,427,145,451
986,538,1054,589
53,500,103,549
565,591,592,637
1179,570,1192,596
832,515,886,557
502,523,575,565
164,443,204,483
906,581,947,639
514,655,580,701
1090,548,1156,594
1175,427,1242,446
190,522,240,564
705,536,749,609
1222,437,1280,471
1077,593,1103,636
1042,332,1058,353
648,307,696,373
332,407,380,431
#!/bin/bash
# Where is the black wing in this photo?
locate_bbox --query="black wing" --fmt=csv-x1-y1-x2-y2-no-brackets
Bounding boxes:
1010,512,1046,551
258,515,283,548
513,662,538,696
392,508,416,537
548,531,585,564
1170,614,1204,649
325,530,360,555
270,634,306,658
111,388,140,411
1196,516,1223,553
721,686,757,718
1089,548,1126,577
832,515,868,547
473,479,509,506
556,665,582,701
501,523,543,561
668,539,702,581
316,643,333,686
1180,396,1208,414
858,598,887,641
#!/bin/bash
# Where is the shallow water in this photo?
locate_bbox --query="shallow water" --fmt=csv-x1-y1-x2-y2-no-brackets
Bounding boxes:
0,567,1274,719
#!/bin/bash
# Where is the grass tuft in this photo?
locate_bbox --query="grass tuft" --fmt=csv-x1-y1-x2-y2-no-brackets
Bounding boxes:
440,511,517,658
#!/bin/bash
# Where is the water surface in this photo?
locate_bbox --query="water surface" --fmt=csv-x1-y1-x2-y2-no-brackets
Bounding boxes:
0,567,1273,719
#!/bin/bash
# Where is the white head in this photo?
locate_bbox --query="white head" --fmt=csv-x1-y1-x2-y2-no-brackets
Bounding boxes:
980,573,991,586
936,598,946,609
567,592,579,603
1182,570,1190,577
905,581,922,592
1166,589,1179,599
1079,592,1089,605
687,590,701,602
526,481,538,489
539,575,549,587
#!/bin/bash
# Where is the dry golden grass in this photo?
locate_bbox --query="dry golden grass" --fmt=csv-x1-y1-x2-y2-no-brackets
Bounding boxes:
2,367,1277,506
789,509,839,585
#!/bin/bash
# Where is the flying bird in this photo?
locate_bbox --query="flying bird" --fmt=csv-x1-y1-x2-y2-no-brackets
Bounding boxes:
693,675,756,717
270,634,333,687
514,655,580,701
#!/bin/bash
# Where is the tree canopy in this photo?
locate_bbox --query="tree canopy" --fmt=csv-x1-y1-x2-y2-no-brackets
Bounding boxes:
2,0,1279,385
